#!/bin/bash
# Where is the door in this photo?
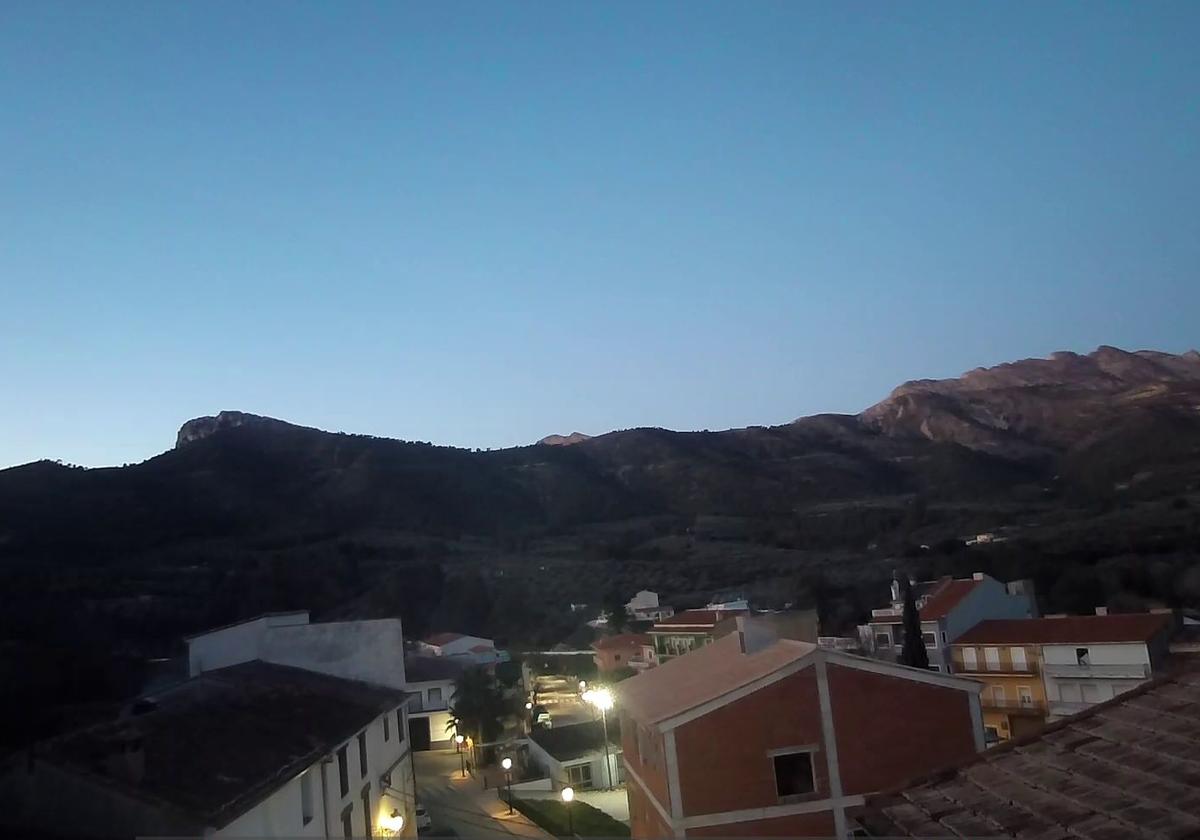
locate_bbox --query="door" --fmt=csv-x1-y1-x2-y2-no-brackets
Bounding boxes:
962,647,978,670
1010,647,1027,671
984,647,1001,671
409,715,432,751
1018,686,1034,708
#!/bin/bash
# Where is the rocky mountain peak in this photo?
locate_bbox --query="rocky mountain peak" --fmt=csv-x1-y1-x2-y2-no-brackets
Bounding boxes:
537,432,592,446
175,411,284,448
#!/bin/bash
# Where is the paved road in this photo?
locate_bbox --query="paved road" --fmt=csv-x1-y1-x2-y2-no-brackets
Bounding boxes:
415,749,551,840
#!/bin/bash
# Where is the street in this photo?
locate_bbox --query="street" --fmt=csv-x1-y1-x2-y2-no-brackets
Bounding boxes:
414,749,551,840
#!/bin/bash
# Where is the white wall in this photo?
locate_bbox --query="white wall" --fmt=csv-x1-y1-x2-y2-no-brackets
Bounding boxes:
186,612,309,677
263,619,407,689
1041,642,1150,666
215,706,415,839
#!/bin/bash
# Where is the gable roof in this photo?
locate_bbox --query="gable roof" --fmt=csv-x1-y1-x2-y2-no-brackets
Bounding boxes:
39,661,406,829
618,633,816,726
650,608,747,631
591,633,651,652
855,663,1200,838
404,654,464,683
529,720,621,763
955,613,1173,646
919,577,983,620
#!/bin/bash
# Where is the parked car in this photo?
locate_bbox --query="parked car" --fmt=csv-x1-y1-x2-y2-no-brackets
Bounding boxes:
415,804,432,831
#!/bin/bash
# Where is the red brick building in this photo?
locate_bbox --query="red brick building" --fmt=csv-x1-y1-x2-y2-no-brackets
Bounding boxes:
616,619,984,838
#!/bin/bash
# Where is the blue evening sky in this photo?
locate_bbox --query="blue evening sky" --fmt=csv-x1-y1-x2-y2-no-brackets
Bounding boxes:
2,2,1197,468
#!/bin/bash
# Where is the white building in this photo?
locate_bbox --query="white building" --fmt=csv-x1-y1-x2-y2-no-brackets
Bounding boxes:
419,632,509,667
403,655,461,750
0,661,416,839
625,590,675,622
525,720,622,792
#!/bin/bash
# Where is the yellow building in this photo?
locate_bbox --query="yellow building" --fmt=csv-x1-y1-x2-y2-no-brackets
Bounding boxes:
949,638,1046,744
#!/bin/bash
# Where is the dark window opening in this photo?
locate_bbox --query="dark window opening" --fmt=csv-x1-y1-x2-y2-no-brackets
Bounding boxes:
384,715,390,742
341,805,354,839
773,751,815,798
337,746,349,797
1076,647,1090,666
361,784,373,838
358,732,368,777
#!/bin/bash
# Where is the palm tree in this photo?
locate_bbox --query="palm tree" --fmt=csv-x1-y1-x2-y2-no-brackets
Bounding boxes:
446,666,509,745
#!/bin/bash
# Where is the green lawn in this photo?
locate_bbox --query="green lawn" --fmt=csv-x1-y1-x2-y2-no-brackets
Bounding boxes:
510,795,630,838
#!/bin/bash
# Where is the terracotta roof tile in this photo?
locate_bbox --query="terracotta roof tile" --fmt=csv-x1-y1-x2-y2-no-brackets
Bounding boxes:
918,578,983,620
955,613,1173,646
855,662,1200,838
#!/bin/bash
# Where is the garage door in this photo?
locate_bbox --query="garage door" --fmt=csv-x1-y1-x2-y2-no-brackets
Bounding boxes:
409,715,431,751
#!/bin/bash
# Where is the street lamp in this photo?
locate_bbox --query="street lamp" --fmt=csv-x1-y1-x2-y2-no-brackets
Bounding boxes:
561,786,574,836
525,701,533,710
380,808,405,836
454,734,466,777
453,719,462,752
501,756,513,814
578,679,587,691
582,687,615,790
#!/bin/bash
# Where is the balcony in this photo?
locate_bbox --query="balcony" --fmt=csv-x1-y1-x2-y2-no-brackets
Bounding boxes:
954,660,1040,676
980,697,1045,715
1043,662,1150,680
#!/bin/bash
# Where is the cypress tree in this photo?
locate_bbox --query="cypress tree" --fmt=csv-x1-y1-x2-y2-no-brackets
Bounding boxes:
899,576,930,669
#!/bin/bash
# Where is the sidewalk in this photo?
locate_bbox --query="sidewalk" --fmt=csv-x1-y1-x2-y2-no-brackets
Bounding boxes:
416,749,553,839
516,787,629,824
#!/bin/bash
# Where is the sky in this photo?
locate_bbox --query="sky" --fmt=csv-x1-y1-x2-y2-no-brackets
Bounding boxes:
2,2,1198,468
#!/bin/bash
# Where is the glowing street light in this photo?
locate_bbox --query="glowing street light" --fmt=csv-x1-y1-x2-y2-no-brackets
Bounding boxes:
582,687,615,790
525,701,533,710
501,756,514,814
454,734,466,778
379,808,405,836
561,786,575,835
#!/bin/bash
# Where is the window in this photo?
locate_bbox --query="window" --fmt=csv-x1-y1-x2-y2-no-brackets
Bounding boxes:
360,784,373,839
922,631,938,649
341,805,354,840
1011,647,1027,671
875,632,892,649
337,746,350,797
358,732,368,777
1059,682,1082,703
984,726,1000,744
396,709,405,742
428,687,443,707
300,770,314,825
991,685,1006,704
962,647,978,670
383,715,390,742
928,664,941,672
1076,647,1091,666
615,653,622,662
1082,683,1104,703
941,631,948,645
1018,686,1034,707
984,647,1001,671
567,763,593,789
772,751,815,799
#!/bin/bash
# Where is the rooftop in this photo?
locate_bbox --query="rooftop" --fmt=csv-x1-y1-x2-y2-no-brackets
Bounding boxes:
618,632,816,726
856,663,1200,839
404,654,465,683
40,660,406,828
591,633,651,651
529,720,621,762
919,577,984,620
955,612,1174,646
650,608,747,630
423,631,468,646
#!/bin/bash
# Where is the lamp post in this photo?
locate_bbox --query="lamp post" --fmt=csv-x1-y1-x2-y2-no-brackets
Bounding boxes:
380,808,405,837
454,734,466,778
453,719,462,752
561,786,574,836
582,687,615,790
501,756,513,814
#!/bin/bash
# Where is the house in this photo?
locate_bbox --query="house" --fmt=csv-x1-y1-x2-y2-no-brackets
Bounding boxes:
625,590,675,623
526,720,623,792
862,572,1037,671
419,632,509,667
952,610,1175,736
592,633,654,673
403,654,462,751
0,661,415,839
855,661,1200,838
617,617,985,839
647,608,748,663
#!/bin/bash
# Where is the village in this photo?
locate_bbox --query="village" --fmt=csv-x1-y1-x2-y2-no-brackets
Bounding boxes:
2,571,1198,839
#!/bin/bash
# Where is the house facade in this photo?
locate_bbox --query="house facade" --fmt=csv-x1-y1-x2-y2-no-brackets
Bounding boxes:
618,619,984,839
403,655,461,751
648,608,747,663
0,661,415,839
953,611,1175,734
419,632,510,668
863,572,1037,672
592,633,654,673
